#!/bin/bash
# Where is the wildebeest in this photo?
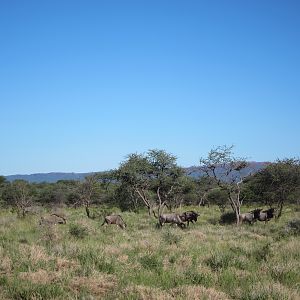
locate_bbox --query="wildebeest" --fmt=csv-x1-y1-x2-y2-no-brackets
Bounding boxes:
257,208,275,223
101,215,126,229
159,213,186,228
239,208,262,224
39,214,66,226
179,211,199,226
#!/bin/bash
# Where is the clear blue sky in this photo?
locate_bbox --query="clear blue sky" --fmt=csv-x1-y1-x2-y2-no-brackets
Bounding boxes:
1,0,299,175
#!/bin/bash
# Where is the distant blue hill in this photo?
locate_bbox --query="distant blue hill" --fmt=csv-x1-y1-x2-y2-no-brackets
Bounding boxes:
5,172,93,183
186,161,270,180
5,162,269,183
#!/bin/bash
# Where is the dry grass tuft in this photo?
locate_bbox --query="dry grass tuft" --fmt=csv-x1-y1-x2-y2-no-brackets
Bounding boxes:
174,255,193,273
19,269,61,284
0,256,12,274
188,230,207,241
103,245,122,256
170,285,231,300
117,254,129,263
56,257,80,271
19,244,52,262
70,272,117,297
125,285,173,300
249,282,300,300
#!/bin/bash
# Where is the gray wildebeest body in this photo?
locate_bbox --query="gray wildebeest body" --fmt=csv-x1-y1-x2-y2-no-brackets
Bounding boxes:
179,211,199,226
101,215,126,229
159,213,186,228
257,208,275,223
239,209,261,225
39,214,66,226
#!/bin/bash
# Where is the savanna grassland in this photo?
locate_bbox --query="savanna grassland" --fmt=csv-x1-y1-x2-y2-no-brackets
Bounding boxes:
0,206,299,300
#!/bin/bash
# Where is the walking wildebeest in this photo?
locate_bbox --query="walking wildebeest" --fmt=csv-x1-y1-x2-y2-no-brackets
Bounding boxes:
101,215,127,229
257,208,275,223
179,211,199,226
239,208,262,224
159,213,186,228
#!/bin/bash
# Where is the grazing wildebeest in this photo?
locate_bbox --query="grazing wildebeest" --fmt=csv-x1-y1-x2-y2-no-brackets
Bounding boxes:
239,208,262,224
159,213,186,228
101,215,126,229
179,211,199,226
257,208,275,223
39,214,66,226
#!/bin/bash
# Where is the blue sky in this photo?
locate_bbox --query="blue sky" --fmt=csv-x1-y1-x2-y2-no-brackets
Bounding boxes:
1,0,299,175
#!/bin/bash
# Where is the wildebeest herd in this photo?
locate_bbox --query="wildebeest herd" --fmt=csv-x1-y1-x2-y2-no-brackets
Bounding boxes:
38,208,275,229
239,208,275,224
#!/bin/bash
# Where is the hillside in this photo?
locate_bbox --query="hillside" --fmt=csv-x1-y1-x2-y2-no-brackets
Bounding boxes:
5,162,269,183
5,172,92,183
186,161,270,180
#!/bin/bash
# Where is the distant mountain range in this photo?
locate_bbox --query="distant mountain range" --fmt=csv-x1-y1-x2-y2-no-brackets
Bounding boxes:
186,161,270,180
5,172,92,183
5,162,270,183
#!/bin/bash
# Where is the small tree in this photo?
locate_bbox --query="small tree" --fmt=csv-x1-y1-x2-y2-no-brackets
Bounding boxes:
6,180,34,217
75,175,100,218
199,145,249,225
0,176,8,207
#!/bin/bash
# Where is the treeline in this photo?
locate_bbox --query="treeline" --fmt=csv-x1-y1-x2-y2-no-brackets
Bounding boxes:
0,146,299,223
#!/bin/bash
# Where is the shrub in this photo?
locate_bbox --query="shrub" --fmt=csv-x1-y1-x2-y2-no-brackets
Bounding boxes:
69,224,88,239
285,219,300,236
220,211,236,225
205,252,233,271
183,269,213,286
140,255,162,272
162,230,182,245
251,243,271,262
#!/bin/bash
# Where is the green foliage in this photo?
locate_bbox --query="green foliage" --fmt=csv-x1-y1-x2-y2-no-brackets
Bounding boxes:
162,229,182,245
285,219,300,236
246,158,300,215
206,252,234,271
140,255,162,272
220,211,236,224
69,223,88,239
3,280,68,300
251,243,271,262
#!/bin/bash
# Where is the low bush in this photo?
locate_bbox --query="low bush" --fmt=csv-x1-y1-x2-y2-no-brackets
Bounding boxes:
69,224,88,239
284,219,300,236
220,211,236,224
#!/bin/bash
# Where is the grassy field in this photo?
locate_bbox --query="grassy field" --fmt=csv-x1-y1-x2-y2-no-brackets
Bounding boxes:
0,205,299,300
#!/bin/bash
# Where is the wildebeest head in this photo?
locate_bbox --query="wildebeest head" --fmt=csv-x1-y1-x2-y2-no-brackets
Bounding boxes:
265,208,275,219
180,211,199,224
251,208,262,220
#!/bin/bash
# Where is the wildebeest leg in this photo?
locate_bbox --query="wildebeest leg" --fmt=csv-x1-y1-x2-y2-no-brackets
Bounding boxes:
179,223,186,229
101,220,107,226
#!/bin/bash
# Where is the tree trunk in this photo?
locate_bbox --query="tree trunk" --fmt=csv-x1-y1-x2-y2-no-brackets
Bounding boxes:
276,200,284,219
85,205,91,219
235,209,240,225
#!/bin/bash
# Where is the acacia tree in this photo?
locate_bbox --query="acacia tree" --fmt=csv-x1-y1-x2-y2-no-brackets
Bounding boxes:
148,149,185,216
7,180,34,217
116,153,154,215
116,150,185,217
249,158,300,218
199,145,249,225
